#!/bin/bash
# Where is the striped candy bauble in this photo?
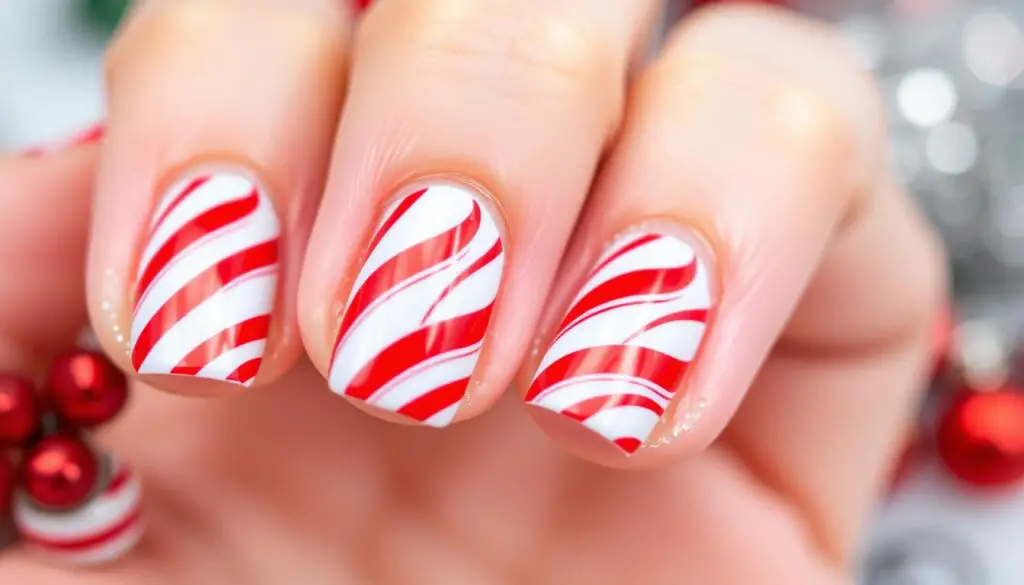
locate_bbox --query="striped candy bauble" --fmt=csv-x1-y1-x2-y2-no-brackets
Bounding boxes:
14,453,144,566
526,231,714,454
329,184,505,427
130,171,280,387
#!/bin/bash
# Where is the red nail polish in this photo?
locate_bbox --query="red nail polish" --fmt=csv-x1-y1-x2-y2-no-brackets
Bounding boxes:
328,183,506,427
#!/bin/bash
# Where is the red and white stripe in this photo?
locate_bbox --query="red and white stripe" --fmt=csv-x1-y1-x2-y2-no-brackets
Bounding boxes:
130,171,280,386
14,455,144,567
328,184,505,427
525,232,713,454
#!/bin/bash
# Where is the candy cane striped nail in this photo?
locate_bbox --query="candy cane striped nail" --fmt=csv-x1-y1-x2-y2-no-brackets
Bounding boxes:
525,231,714,455
130,170,280,386
328,184,505,427
14,454,144,567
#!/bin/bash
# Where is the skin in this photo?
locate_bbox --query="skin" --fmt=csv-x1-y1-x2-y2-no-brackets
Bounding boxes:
0,1,945,583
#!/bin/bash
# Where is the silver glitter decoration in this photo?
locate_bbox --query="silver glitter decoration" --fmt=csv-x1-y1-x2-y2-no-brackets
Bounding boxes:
861,529,988,585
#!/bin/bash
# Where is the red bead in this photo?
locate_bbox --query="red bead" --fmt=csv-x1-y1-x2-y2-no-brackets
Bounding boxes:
937,389,1024,488
22,435,99,510
0,455,13,513
47,351,127,428
354,0,373,13
0,375,40,446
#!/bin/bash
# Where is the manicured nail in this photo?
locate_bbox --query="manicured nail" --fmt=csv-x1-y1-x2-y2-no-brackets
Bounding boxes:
328,183,506,427
525,230,715,455
130,169,280,386
22,123,105,158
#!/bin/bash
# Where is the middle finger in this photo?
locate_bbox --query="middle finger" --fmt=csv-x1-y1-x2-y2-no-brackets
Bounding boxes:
300,0,657,426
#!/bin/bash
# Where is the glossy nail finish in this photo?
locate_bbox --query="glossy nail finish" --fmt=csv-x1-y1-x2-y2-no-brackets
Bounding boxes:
328,184,505,427
130,170,280,386
525,231,714,454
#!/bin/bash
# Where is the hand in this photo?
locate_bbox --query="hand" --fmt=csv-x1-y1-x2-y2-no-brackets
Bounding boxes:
0,1,945,583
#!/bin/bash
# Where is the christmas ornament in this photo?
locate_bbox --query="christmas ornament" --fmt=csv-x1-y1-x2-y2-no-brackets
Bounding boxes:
0,375,40,446
48,350,128,428
21,435,100,510
0,346,143,566
936,389,1024,488
14,453,143,567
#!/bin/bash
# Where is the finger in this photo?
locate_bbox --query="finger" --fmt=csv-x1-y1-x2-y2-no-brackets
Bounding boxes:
298,0,658,426
0,144,97,372
684,8,946,559
521,0,941,513
88,0,351,396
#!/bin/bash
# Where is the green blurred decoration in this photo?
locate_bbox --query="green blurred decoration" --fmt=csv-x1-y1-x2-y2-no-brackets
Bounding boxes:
82,0,131,35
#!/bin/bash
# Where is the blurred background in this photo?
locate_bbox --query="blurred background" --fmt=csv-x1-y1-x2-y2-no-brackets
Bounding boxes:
4,0,1024,583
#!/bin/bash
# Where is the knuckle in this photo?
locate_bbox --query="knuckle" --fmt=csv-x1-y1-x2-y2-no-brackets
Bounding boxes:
106,2,347,86
106,2,214,79
668,3,888,173
394,0,617,99
764,83,849,159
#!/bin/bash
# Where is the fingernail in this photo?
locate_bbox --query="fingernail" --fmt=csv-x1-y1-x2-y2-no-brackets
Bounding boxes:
525,229,715,455
328,183,506,427
130,169,281,386
22,123,105,158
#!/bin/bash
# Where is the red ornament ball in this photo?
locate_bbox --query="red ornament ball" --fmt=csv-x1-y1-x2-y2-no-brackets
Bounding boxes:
0,374,40,445
47,351,127,428
937,389,1024,488
22,435,99,510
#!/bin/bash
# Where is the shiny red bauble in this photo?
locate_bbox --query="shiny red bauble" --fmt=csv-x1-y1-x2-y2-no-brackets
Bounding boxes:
47,351,127,428
22,435,99,510
0,374,40,445
937,389,1024,488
